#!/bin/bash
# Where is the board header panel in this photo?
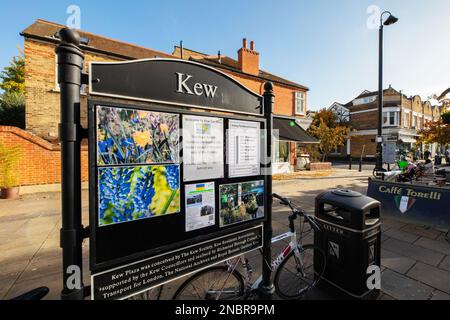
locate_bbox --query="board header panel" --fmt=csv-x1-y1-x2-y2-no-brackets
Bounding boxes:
90,59,263,115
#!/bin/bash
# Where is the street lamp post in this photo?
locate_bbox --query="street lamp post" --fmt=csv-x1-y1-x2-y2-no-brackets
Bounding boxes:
375,11,398,173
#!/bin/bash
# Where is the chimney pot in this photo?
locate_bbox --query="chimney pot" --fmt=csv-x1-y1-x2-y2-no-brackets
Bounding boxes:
243,38,247,49
250,41,255,51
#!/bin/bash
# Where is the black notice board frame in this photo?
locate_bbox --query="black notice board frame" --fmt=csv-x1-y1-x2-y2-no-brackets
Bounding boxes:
88,99,267,273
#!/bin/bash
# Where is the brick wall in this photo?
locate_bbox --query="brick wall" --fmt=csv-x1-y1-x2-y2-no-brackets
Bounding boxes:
350,135,377,158
0,126,88,186
25,38,307,139
22,36,309,187
24,39,121,139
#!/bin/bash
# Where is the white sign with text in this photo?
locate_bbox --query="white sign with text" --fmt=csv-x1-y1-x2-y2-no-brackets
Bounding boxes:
183,115,224,182
228,120,261,178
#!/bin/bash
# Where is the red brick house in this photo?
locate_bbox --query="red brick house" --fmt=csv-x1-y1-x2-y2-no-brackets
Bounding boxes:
1,19,316,191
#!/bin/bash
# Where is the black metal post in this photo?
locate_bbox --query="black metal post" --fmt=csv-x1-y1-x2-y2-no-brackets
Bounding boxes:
348,154,352,170
56,28,85,300
375,24,384,173
260,82,275,299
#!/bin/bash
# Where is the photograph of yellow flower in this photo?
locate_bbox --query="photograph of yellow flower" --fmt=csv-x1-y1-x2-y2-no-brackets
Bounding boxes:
97,106,179,165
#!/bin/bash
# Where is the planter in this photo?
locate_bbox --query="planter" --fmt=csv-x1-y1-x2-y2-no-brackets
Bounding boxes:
0,187,20,200
307,162,332,171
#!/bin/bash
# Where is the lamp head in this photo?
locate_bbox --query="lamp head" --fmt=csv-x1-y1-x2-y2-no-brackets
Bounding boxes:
383,14,399,26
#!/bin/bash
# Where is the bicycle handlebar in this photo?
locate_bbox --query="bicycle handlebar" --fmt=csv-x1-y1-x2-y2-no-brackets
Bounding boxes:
272,193,321,233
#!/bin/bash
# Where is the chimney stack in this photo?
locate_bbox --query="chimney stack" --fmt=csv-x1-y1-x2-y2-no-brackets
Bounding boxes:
238,38,259,76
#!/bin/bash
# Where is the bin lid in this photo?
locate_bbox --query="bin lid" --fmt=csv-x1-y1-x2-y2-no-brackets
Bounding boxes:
332,189,362,197
317,189,380,212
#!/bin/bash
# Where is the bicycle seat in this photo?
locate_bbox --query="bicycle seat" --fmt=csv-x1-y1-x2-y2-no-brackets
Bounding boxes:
11,287,49,300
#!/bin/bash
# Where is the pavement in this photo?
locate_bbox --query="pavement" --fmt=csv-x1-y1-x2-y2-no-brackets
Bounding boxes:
1,166,449,300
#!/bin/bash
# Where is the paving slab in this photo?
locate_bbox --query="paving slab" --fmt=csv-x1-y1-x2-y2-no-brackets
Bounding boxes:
379,293,396,300
407,262,450,294
381,269,434,300
381,218,408,230
383,228,420,244
381,249,416,274
401,224,442,240
439,256,450,272
383,238,444,266
430,290,450,300
415,237,450,256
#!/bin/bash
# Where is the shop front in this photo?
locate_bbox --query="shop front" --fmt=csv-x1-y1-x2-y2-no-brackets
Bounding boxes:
273,116,318,174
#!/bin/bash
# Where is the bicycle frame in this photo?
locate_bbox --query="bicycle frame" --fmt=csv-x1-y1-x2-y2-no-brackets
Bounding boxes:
224,229,304,293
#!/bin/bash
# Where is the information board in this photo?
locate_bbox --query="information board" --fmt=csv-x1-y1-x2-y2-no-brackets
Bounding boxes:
88,58,266,300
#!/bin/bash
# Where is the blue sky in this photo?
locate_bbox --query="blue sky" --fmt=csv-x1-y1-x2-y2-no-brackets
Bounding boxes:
1,0,449,110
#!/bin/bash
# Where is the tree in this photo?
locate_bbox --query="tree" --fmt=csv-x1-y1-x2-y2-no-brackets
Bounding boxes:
308,109,350,162
0,52,25,93
0,51,25,128
442,111,450,125
417,119,450,146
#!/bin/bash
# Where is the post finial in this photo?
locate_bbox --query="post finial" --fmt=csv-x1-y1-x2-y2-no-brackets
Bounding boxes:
264,82,274,93
58,28,81,46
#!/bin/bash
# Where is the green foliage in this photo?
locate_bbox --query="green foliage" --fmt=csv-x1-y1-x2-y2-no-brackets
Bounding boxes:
0,53,25,94
0,142,21,188
0,51,26,128
0,91,25,128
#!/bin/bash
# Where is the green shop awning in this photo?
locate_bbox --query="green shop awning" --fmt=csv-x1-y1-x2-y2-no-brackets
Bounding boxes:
273,117,318,144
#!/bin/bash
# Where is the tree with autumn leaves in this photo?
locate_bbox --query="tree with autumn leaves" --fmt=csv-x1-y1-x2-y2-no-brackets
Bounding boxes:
308,109,350,162
417,113,450,147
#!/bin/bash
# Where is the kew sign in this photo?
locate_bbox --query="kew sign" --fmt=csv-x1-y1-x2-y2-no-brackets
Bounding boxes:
176,73,218,98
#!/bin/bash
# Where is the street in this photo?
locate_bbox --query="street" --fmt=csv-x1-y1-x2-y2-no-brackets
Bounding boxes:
1,167,449,300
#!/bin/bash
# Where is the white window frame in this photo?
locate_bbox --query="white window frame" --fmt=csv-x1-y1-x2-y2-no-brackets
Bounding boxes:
383,111,399,127
403,111,410,129
295,92,306,116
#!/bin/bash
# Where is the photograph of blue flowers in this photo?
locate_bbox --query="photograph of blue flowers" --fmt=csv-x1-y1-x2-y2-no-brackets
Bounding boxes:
97,106,179,165
98,165,181,227
96,105,181,227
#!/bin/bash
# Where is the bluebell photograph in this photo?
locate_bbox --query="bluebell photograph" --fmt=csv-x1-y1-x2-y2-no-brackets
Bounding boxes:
98,165,180,226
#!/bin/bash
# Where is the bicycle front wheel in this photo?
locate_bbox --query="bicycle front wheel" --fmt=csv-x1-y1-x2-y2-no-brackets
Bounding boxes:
274,244,326,299
173,266,245,300
128,286,163,300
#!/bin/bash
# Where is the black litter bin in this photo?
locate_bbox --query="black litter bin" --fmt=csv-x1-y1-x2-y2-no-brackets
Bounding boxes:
314,189,382,300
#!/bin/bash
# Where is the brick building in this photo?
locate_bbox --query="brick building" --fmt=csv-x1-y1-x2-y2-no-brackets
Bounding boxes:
2,19,315,190
344,86,441,160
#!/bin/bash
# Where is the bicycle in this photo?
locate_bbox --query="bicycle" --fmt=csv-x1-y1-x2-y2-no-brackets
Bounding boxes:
172,193,327,300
